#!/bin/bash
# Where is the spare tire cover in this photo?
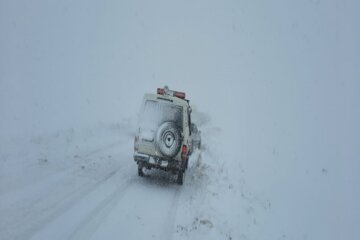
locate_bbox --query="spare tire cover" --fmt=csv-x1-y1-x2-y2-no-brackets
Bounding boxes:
156,121,181,158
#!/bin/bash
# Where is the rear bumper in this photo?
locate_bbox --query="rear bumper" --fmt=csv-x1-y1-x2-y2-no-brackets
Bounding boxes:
134,152,181,171
134,152,150,162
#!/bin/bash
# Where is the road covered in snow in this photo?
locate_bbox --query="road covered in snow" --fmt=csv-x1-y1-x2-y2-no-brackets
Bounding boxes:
1,114,269,240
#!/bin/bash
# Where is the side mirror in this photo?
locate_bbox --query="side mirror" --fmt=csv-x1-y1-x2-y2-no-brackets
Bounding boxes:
191,123,197,133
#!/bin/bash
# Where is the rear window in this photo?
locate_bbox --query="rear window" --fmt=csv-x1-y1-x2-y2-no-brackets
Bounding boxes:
139,100,183,130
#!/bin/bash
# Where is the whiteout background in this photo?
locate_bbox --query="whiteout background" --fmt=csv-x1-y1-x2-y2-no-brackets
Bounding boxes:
1,1,359,240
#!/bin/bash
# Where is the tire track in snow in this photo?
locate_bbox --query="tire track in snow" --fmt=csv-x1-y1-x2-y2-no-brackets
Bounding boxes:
2,138,127,200
73,169,191,240
14,139,132,240
29,166,136,240
0,139,132,239
67,176,138,240
164,150,202,240
8,165,123,240
163,184,182,240
30,128,200,240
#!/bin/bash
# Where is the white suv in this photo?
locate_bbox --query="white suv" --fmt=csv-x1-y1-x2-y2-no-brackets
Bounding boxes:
134,86,196,185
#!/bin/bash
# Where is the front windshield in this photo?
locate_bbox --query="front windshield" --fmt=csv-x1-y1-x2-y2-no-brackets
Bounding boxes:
139,100,183,130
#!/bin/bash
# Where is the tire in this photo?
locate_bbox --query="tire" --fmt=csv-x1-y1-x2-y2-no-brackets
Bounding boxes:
156,122,181,158
138,164,144,177
177,170,183,185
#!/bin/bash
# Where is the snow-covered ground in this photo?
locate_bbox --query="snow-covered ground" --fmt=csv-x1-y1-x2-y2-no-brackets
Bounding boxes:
1,0,360,240
0,115,247,240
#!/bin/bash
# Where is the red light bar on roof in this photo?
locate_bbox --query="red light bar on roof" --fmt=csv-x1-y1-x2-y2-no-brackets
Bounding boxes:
157,86,186,99
174,91,185,99
157,88,165,95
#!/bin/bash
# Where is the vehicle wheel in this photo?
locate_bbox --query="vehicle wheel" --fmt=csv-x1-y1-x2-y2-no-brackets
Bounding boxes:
156,122,181,158
138,165,144,177
177,170,184,185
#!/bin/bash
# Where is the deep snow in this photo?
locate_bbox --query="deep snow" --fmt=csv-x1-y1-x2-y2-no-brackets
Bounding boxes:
1,0,360,240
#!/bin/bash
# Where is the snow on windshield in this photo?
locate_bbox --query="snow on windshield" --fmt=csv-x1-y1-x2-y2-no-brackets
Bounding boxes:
139,100,183,131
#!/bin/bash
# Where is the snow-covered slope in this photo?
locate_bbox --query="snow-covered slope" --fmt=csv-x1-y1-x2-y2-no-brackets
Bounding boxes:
1,0,359,240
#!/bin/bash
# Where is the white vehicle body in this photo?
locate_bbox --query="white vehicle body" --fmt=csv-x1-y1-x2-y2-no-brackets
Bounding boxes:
134,87,194,184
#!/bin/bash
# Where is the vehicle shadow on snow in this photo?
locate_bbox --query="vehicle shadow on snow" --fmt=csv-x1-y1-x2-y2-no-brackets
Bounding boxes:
137,168,181,188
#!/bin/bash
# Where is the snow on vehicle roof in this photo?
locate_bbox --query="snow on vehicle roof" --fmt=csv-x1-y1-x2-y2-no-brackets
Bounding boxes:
143,93,190,108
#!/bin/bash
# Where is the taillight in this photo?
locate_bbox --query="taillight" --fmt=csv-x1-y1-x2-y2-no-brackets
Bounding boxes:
181,145,187,161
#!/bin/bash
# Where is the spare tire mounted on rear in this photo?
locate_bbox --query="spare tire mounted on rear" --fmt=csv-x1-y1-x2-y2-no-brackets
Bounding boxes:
156,121,181,158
